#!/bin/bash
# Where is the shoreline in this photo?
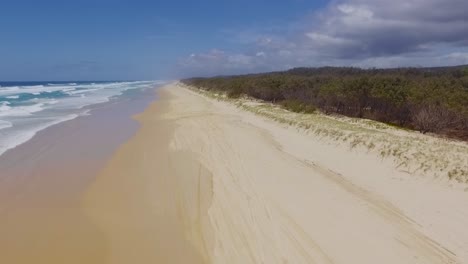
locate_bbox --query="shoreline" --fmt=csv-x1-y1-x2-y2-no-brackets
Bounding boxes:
0,86,158,263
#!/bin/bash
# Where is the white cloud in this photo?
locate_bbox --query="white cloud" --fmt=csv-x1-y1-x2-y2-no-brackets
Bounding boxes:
305,33,357,47
256,51,266,57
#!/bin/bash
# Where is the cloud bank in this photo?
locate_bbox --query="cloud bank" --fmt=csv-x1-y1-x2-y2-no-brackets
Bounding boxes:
178,0,468,76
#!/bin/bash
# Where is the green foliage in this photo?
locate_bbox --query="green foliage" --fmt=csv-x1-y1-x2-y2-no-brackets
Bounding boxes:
462,67,468,77
281,100,316,114
227,89,242,98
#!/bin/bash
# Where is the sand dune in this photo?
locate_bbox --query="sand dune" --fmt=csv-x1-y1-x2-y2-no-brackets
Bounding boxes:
81,83,468,263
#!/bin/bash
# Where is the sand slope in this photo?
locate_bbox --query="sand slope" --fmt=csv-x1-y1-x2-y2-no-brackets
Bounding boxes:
83,83,467,263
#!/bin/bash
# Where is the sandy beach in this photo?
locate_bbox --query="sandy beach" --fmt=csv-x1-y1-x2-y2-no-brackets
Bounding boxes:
2,82,468,263
84,83,467,263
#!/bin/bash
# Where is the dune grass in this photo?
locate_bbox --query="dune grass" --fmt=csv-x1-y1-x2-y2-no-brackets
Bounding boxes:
184,84,468,183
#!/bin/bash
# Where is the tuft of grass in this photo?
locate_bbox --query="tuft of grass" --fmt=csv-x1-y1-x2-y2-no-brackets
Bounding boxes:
280,100,316,114
227,90,242,99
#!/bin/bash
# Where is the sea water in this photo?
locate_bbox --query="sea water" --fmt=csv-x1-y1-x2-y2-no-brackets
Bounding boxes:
0,81,164,157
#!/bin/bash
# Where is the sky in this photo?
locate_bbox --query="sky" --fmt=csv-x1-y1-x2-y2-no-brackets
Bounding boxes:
1,0,468,81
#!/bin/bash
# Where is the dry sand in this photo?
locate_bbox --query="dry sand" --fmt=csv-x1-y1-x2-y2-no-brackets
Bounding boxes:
82,83,468,263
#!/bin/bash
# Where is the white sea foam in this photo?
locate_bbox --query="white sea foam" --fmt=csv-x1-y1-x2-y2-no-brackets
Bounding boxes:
0,102,11,111
0,103,45,117
0,113,79,157
0,84,71,96
46,100,59,105
48,83,76,86
0,87,20,95
0,120,12,130
65,88,101,95
6,95,19,99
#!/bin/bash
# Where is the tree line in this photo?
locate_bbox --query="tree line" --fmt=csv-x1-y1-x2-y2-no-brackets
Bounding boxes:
182,66,468,140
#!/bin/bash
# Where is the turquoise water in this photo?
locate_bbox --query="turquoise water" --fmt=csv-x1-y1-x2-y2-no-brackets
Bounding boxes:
0,81,165,156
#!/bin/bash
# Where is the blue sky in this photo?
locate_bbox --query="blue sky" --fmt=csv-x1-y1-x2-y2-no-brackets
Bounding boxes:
1,0,468,80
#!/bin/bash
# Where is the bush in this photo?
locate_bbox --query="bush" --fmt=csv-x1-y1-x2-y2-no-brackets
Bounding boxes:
281,100,316,114
412,106,454,134
226,84,243,98
227,90,242,98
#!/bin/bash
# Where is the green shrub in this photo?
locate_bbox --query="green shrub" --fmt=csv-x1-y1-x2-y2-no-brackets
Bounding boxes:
281,100,316,114
227,90,242,98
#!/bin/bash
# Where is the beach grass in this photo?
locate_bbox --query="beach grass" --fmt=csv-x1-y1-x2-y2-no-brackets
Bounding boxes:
183,84,468,183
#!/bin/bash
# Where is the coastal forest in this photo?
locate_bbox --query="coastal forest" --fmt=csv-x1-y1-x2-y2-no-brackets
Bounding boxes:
182,66,468,140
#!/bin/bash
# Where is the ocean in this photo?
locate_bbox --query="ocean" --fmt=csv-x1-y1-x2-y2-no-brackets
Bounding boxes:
0,81,164,157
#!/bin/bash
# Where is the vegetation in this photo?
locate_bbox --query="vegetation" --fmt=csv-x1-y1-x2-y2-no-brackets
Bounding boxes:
281,99,316,114
182,66,468,140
